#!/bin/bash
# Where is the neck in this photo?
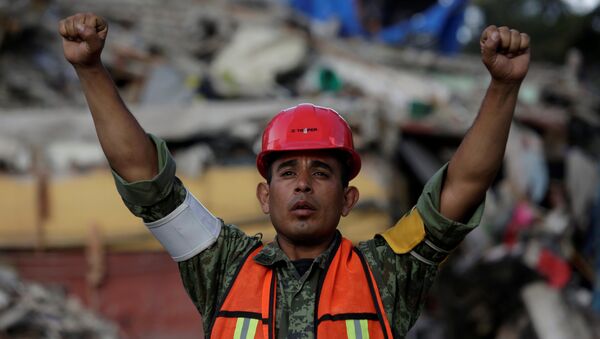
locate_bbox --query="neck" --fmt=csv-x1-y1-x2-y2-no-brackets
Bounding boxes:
276,233,336,260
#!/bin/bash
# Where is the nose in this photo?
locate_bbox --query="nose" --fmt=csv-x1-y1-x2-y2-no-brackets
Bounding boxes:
294,170,312,193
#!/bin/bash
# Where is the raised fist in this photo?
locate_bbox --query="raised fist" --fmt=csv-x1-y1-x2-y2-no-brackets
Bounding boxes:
480,25,530,84
58,13,108,68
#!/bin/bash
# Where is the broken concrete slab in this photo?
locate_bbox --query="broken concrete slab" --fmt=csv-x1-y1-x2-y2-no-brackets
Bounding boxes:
0,265,118,337
209,23,308,97
522,282,594,339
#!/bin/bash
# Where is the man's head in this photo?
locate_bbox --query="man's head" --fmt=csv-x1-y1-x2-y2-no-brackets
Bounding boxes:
256,103,361,181
255,104,361,247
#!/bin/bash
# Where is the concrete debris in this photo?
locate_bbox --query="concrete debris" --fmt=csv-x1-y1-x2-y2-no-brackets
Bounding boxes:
522,282,594,339
173,144,214,178
0,0,78,108
138,63,195,106
1,1,600,339
566,148,599,229
396,139,442,185
0,265,118,338
0,136,31,173
46,141,106,174
209,23,308,97
55,0,237,56
0,97,379,171
505,125,549,204
317,45,453,116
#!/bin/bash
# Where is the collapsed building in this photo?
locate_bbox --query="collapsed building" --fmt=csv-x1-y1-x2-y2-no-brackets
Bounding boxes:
0,0,599,338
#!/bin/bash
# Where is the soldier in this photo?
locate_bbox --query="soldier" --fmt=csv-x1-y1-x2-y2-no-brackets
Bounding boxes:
59,12,530,338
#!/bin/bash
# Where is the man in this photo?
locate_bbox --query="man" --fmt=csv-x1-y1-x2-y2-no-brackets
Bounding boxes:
59,12,530,338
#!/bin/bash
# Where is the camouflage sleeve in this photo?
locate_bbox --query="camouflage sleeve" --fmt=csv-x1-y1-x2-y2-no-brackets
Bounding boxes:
111,134,263,333
415,163,485,252
178,224,262,333
111,134,186,222
358,163,485,337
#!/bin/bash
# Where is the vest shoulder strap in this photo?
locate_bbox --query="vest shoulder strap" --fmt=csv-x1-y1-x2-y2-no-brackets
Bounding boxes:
316,238,393,339
209,243,276,338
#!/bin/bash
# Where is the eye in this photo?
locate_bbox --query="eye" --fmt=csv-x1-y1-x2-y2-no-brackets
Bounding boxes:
313,171,329,178
281,170,295,177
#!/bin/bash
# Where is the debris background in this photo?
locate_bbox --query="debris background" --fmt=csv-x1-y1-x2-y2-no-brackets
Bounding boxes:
0,0,599,338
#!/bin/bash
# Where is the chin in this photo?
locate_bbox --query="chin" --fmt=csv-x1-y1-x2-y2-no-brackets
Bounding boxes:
281,225,335,246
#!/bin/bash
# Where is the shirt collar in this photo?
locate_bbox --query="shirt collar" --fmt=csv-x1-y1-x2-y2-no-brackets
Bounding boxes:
253,231,341,269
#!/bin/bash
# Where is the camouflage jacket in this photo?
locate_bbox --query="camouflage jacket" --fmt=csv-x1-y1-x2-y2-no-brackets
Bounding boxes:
113,135,484,338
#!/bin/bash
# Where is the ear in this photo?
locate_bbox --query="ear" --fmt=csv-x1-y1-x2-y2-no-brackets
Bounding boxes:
256,182,270,214
341,186,359,217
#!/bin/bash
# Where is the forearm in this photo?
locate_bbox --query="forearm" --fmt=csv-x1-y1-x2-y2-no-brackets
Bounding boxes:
76,63,157,182
450,80,520,183
441,80,520,220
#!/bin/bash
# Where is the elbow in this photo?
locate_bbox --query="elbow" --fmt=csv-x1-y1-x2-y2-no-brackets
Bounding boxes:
440,177,489,222
107,148,159,182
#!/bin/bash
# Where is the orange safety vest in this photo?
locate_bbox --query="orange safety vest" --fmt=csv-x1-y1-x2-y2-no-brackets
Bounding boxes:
209,237,394,338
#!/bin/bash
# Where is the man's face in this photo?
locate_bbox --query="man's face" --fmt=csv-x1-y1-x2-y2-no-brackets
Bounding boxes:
256,150,359,247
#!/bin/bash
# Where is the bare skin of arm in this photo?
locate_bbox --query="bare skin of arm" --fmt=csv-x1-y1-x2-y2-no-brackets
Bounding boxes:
440,26,531,222
59,13,157,182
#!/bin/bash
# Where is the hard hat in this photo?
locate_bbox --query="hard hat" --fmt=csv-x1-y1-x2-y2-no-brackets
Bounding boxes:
256,103,361,180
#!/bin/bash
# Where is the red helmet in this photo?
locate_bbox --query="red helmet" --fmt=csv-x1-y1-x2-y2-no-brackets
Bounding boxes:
256,103,361,180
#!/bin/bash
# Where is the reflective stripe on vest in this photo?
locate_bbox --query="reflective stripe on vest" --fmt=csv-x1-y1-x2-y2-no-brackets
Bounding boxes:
209,238,393,338
345,319,370,339
233,317,259,339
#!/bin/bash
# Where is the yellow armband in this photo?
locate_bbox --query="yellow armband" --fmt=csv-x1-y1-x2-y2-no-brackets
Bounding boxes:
380,208,426,254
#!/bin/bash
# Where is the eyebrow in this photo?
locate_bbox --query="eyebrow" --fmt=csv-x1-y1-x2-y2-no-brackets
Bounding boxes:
311,160,333,172
276,159,297,172
276,159,334,172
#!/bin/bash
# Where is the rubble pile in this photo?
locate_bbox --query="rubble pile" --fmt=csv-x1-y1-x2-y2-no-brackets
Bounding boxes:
0,265,118,338
0,1,599,338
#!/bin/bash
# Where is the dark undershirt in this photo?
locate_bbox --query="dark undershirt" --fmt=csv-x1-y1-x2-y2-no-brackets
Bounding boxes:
291,258,314,276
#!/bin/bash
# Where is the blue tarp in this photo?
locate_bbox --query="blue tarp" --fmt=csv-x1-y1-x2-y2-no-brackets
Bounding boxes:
288,0,468,54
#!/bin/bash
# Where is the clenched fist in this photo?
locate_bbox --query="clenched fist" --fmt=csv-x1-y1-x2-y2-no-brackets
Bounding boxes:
480,25,530,84
58,13,108,68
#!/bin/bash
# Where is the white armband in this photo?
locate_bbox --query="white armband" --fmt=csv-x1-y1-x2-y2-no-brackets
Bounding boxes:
144,190,221,262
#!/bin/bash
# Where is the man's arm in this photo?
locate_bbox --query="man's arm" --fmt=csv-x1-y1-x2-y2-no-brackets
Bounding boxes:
440,26,530,222
59,13,157,182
